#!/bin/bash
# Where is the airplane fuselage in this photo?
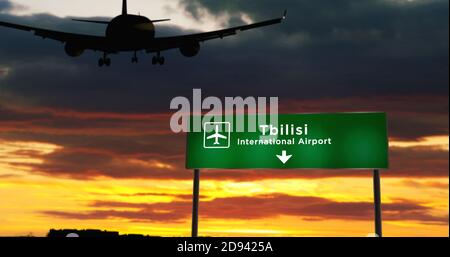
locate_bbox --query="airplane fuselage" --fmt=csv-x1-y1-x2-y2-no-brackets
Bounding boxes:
106,14,155,50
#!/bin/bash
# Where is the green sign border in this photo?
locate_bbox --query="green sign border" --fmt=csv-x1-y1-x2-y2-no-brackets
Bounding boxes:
186,112,389,170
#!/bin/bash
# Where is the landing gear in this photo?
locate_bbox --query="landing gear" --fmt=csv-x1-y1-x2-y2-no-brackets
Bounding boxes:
98,53,111,67
152,52,165,65
96,52,165,66
131,51,138,63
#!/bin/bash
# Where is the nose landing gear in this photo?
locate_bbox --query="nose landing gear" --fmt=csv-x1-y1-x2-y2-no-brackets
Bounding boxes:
98,53,111,67
152,52,165,65
131,51,139,63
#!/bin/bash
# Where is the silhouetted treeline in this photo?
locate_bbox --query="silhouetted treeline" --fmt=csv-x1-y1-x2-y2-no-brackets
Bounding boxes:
48,229,158,238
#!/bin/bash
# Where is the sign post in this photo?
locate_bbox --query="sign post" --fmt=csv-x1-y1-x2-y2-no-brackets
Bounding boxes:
373,169,382,237
186,112,388,237
191,169,200,237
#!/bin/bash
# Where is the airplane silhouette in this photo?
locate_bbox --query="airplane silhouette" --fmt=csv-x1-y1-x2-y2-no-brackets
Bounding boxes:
207,125,228,145
0,0,286,67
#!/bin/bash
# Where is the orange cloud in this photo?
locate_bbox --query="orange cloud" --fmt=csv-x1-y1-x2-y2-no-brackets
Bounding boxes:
1,138,447,180
40,194,448,225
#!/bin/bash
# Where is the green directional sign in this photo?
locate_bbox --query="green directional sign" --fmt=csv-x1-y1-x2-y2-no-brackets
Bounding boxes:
186,112,389,169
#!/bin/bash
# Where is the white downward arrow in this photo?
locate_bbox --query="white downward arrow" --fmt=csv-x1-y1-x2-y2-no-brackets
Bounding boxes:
276,150,292,164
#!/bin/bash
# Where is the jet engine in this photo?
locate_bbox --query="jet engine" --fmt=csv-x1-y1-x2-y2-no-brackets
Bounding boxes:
64,42,85,57
179,41,200,57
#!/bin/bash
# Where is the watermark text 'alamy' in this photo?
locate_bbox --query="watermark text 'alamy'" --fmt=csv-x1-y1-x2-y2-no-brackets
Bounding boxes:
170,89,279,133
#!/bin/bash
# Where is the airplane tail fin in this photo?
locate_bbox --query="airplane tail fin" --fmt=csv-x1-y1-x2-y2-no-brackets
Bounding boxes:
122,0,127,15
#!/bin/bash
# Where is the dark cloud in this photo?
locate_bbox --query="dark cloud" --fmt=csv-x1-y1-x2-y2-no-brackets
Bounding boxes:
181,0,449,46
0,105,172,136
178,0,449,95
0,0,448,113
280,95,449,140
0,1,447,182
41,194,449,225
32,147,188,180
0,0,14,12
389,146,449,177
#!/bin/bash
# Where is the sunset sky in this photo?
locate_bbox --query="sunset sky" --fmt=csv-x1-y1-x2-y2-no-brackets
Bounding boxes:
0,0,448,237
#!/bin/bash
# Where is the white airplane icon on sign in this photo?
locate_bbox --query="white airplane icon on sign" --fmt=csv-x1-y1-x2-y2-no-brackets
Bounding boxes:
207,125,228,145
203,122,231,149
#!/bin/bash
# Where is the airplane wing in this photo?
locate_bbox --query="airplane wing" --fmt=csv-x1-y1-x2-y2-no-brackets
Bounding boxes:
0,20,113,52
0,10,286,55
207,134,227,140
146,11,287,52
216,134,227,139
206,134,217,140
